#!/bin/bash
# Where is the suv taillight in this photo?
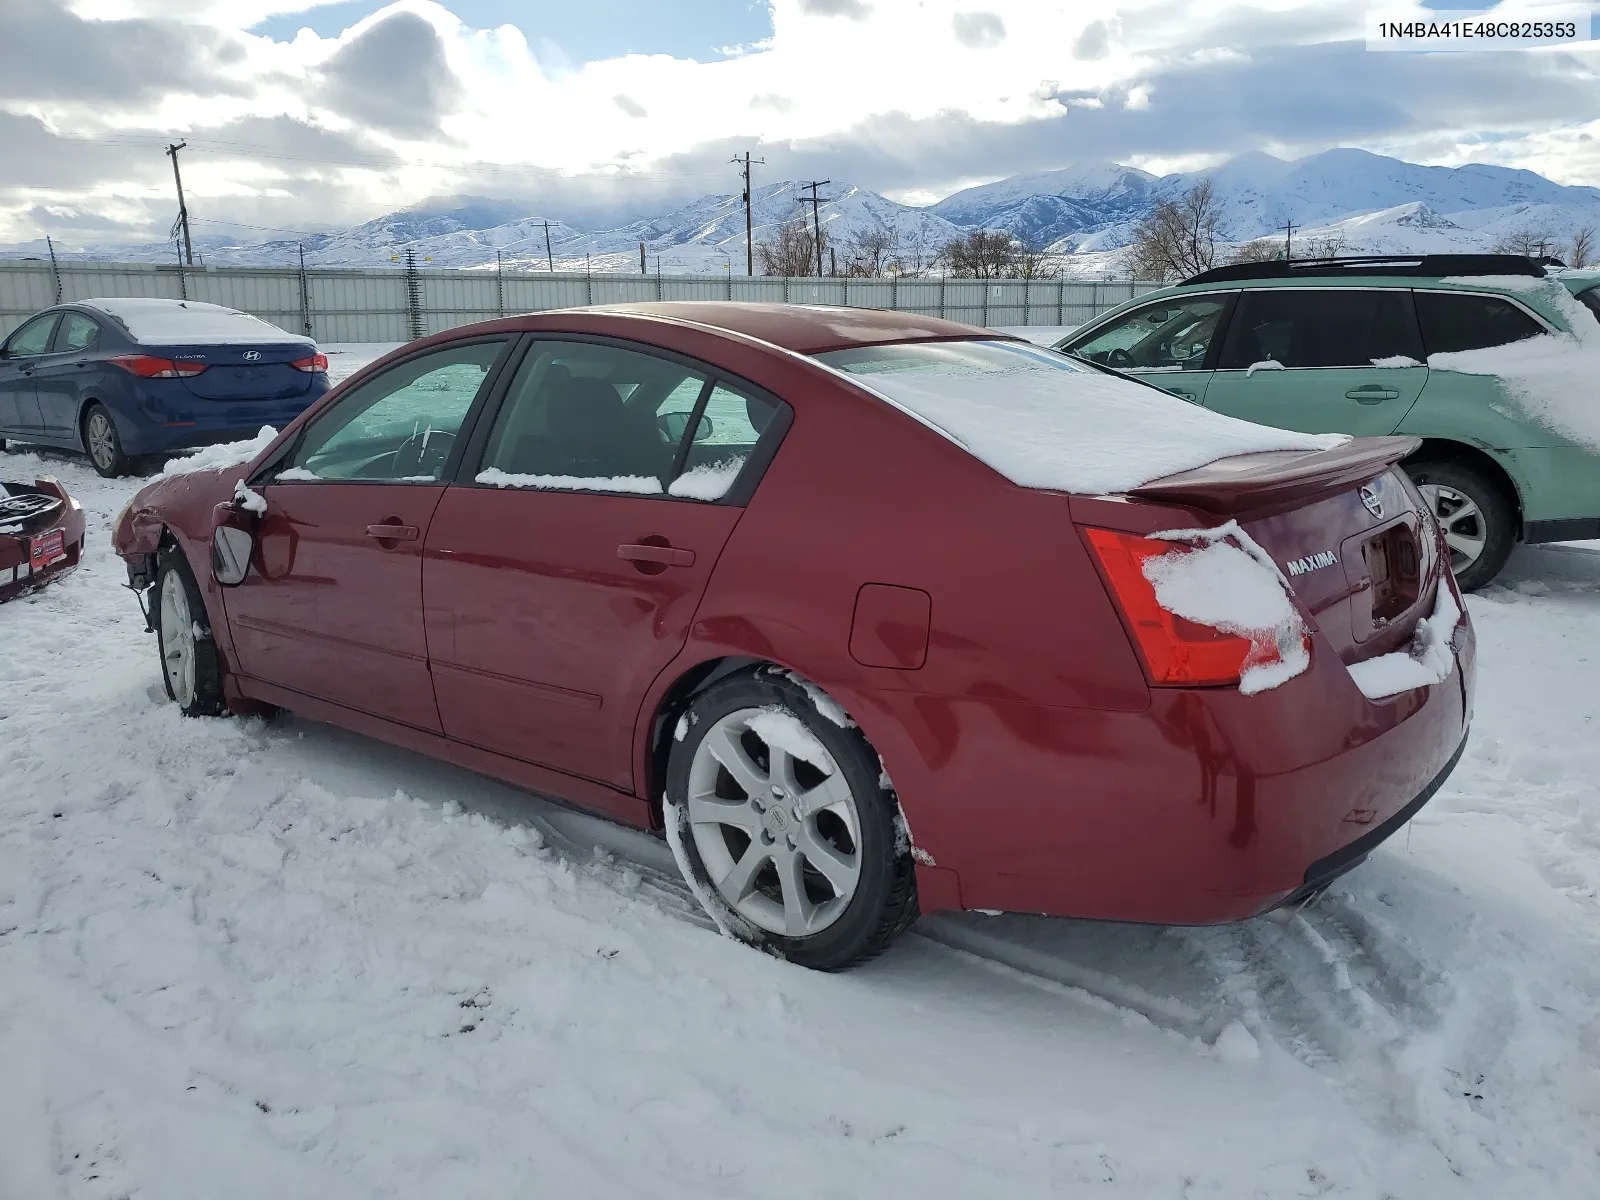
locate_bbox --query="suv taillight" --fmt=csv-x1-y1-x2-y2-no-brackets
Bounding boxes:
109,354,207,378
1085,526,1265,687
291,352,328,373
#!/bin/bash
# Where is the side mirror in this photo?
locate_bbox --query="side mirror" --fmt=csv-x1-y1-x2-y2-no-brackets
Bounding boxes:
659,412,715,442
212,524,254,586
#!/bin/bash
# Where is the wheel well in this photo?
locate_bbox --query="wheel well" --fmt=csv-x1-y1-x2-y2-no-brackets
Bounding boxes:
76,397,101,449
1403,439,1523,536
644,656,766,821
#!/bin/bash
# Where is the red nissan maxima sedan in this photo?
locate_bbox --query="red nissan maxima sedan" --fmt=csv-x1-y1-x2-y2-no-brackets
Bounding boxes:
112,304,1474,970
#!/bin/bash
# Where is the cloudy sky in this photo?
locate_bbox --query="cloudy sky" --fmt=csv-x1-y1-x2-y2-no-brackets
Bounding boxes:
4,0,1598,246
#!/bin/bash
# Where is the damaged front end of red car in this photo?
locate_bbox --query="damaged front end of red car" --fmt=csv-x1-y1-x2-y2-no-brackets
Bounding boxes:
0,476,87,603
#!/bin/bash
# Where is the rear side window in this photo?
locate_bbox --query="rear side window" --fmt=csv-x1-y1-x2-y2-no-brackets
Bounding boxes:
1415,291,1543,355
57,313,101,352
1217,289,1423,370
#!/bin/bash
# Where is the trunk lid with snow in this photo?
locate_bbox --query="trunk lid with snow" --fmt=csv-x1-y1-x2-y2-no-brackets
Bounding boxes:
1127,437,1445,668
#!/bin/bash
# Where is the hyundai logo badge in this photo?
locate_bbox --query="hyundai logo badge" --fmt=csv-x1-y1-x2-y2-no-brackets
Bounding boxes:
1359,485,1383,518
243,350,261,361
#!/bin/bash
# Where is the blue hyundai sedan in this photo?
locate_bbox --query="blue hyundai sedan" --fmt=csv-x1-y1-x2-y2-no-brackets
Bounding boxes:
0,298,330,476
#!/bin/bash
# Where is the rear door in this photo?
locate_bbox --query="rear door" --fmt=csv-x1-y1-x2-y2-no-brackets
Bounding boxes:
222,337,514,730
1200,287,1428,436
33,311,103,440
423,337,788,789
0,314,59,436
1064,292,1236,403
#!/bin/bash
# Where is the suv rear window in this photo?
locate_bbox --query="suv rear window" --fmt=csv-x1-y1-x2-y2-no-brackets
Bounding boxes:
1216,289,1423,370
1415,291,1543,355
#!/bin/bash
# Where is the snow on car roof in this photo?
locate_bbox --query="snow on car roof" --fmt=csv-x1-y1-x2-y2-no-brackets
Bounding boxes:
79,298,313,346
819,340,1347,495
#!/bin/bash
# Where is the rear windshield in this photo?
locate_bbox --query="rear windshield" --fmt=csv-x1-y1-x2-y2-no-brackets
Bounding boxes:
813,339,1343,496
818,338,1092,378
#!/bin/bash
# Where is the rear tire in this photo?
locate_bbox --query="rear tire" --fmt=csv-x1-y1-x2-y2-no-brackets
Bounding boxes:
663,669,918,971
153,546,225,717
1405,460,1515,592
83,403,131,478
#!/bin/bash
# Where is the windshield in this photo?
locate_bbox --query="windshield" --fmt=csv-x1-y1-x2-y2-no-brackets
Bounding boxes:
1578,285,1600,323
817,338,1093,378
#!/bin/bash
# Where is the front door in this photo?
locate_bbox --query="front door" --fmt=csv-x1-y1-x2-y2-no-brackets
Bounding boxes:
222,337,513,730
1064,291,1235,403
33,311,103,440
0,314,59,437
424,338,784,788
1201,287,1429,437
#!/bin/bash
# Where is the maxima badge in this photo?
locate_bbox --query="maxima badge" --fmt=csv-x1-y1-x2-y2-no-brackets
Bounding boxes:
1286,550,1339,577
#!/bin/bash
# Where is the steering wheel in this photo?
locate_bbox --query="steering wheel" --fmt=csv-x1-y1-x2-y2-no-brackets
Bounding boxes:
1105,347,1135,369
392,427,455,479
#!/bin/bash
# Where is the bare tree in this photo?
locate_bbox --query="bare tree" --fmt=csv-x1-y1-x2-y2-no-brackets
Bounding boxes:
1129,179,1224,281
1569,225,1595,269
1228,239,1279,265
842,227,898,276
756,218,819,276
943,230,1015,278
1300,232,1349,260
1005,236,1061,279
1492,226,1557,258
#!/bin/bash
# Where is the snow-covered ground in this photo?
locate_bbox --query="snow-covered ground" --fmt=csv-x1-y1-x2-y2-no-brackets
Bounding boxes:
2,407,1598,1198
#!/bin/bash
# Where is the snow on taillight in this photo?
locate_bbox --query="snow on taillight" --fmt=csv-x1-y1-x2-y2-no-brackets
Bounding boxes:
109,354,208,378
291,352,329,373
1084,524,1312,694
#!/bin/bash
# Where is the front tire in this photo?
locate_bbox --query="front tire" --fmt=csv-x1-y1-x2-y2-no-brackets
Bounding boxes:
153,546,225,717
663,669,918,970
83,403,132,478
1405,460,1515,591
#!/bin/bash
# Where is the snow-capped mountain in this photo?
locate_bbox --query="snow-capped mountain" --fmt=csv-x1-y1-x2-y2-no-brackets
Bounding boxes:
8,149,1599,272
939,148,1600,259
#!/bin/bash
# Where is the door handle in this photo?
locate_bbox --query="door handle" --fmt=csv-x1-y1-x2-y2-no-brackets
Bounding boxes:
618,542,695,568
366,522,419,542
1345,387,1399,404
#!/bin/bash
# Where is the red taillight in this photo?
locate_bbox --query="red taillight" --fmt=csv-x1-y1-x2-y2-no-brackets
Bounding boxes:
109,354,207,378
291,352,328,373
1084,527,1261,687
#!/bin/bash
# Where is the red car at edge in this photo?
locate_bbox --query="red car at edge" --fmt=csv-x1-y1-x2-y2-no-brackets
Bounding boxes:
112,304,1474,970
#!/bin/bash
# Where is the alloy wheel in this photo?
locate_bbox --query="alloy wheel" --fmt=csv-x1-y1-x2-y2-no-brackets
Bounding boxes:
87,411,117,472
1417,482,1487,574
685,708,863,937
159,568,197,710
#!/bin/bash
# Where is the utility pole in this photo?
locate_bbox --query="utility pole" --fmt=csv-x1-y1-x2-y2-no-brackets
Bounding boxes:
799,180,831,276
165,141,195,266
732,152,764,275
1283,218,1297,261
542,220,554,272
640,241,647,274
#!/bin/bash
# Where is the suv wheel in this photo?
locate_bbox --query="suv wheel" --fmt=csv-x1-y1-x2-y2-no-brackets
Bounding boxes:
1406,460,1515,591
663,669,918,970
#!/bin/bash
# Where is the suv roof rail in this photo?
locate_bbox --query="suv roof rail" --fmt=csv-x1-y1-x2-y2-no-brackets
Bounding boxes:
1181,254,1548,286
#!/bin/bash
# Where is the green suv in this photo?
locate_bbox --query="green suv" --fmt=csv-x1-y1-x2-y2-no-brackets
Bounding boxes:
1057,254,1600,589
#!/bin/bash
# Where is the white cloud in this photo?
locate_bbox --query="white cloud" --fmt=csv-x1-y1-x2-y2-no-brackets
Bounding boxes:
11,0,1600,246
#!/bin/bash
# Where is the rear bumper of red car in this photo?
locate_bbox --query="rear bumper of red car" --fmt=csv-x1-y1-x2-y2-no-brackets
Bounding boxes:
0,526,86,602
891,614,1476,923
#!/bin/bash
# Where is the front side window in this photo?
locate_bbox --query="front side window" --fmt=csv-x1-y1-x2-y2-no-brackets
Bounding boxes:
57,313,101,352
1415,291,1544,355
1216,289,1423,370
1066,295,1232,371
4,315,60,358
285,340,507,481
